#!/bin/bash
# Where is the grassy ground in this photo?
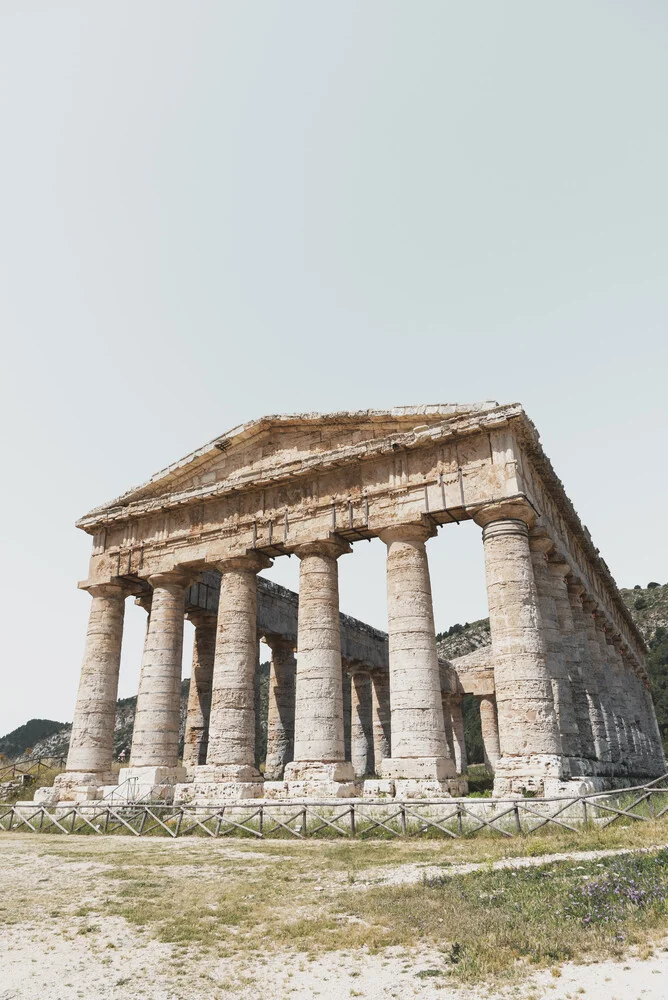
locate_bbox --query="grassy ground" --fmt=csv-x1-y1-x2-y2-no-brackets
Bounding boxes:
3,819,668,988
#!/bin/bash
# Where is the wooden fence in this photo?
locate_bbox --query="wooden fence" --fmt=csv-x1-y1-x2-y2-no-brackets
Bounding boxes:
1,774,667,840
0,756,66,783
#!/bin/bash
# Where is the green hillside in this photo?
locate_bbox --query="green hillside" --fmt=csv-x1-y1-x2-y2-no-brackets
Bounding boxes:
0,719,67,759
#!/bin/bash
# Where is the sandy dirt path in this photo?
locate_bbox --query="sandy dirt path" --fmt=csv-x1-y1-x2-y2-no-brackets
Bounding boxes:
1,834,667,1000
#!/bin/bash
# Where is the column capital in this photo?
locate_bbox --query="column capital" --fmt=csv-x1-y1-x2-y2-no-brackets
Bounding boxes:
377,521,436,546
135,593,152,614
479,517,529,545
528,531,554,555
581,596,597,615
147,570,192,589
84,581,133,600
186,608,217,628
263,633,296,654
593,610,608,633
214,552,272,574
546,554,571,578
473,498,537,529
290,538,351,560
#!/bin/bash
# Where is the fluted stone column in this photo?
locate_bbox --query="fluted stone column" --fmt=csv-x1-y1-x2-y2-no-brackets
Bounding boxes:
474,507,563,795
479,695,500,770
350,672,374,777
547,558,596,768
182,611,217,770
195,553,270,796
571,587,610,769
449,697,468,775
342,668,352,762
64,583,129,782
582,600,619,769
283,539,356,793
610,634,643,774
594,614,626,771
442,695,456,761
637,673,666,775
264,637,296,780
529,537,581,761
128,573,188,785
378,523,455,790
371,672,391,767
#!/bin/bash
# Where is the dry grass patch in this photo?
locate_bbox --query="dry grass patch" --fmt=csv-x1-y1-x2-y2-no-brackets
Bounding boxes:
3,822,668,988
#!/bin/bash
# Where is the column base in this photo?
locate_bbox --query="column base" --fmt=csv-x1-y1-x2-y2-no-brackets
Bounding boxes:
379,756,457,781
175,763,264,803
102,765,187,804
266,761,358,799
33,771,112,806
491,754,567,797
363,777,468,799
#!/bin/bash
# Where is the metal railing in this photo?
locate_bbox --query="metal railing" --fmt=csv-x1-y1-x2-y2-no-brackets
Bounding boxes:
1,775,667,840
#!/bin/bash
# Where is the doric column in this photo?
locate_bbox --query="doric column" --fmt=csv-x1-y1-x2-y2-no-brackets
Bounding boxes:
182,610,217,770
612,634,651,775
283,539,356,792
449,696,468,775
594,613,626,770
610,633,643,773
65,583,129,778
570,586,609,768
479,694,501,770
529,535,581,761
264,637,296,780
350,672,374,777
547,557,596,766
581,598,618,768
441,695,456,761
342,667,352,762
198,553,270,792
129,571,189,774
377,522,454,787
474,506,563,794
370,672,391,766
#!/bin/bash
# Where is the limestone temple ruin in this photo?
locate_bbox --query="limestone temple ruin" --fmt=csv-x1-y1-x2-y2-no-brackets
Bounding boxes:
41,403,665,805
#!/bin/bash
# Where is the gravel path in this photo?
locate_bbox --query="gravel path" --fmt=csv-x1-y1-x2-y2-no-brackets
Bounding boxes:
354,843,668,887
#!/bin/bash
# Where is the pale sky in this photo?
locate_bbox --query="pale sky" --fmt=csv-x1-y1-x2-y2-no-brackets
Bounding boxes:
1,2,667,737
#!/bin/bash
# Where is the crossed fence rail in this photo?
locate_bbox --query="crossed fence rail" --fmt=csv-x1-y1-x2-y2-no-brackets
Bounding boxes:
1,774,668,840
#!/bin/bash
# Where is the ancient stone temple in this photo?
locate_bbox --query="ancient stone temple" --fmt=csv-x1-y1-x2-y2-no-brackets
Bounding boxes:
41,403,665,805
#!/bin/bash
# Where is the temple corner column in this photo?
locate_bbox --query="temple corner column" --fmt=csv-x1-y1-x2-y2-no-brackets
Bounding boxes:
473,502,565,797
38,580,132,804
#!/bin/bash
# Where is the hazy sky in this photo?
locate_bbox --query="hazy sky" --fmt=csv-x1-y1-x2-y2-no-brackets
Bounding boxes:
1,2,667,737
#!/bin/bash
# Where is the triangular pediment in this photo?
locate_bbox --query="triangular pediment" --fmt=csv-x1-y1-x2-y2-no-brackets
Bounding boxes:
78,402,501,525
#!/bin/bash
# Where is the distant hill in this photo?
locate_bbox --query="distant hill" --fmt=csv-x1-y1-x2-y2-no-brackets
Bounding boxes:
0,719,67,759
619,582,668,747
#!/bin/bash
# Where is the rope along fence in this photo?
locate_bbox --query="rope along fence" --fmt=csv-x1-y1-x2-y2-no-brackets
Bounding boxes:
2,775,668,840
